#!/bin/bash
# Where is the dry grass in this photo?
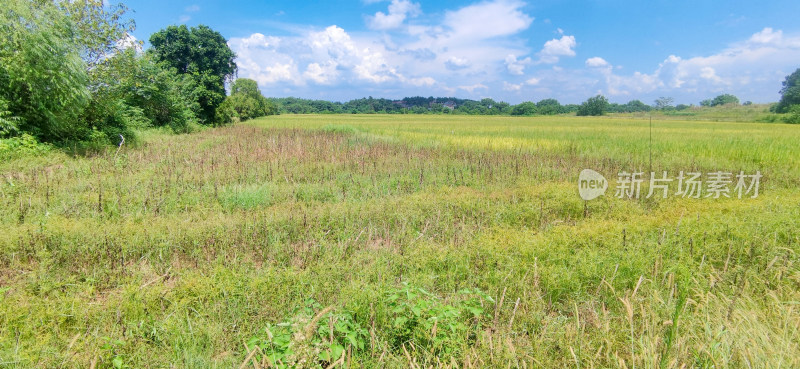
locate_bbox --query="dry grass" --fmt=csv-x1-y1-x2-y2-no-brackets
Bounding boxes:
0,115,798,367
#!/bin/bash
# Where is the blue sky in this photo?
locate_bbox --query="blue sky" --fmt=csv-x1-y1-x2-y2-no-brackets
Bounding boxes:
125,0,800,104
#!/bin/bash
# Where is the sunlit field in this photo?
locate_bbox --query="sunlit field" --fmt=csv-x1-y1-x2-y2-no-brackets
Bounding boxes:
1,114,799,368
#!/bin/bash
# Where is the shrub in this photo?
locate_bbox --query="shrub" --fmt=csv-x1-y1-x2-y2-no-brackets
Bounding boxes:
784,105,800,124
0,134,52,160
246,299,368,368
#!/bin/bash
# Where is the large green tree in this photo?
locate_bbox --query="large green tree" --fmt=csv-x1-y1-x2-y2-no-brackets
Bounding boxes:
775,68,800,113
149,25,236,125
1,0,88,142
221,78,275,122
577,95,609,116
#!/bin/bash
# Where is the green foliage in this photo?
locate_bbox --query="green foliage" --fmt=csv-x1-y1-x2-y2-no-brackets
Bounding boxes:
384,284,493,357
247,299,368,368
654,96,675,110
775,68,800,113
511,101,537,116
0,0,90,142
106,51,200,133
0,133,52,160
58,0,135,67
536,98,565,115
0,0,150,147
577,95,609,116
224,78,275,121
709,94,740,106
623,99,651,112
149,25,237,125
784,104,800,124
0,98,21,138
246,285,492,368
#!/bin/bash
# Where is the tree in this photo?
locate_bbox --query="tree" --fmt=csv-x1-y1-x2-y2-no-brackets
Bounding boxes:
1,0,90,142
709,94,739,106
624,100,651,112
654,97,674,110
511,102,537,116
775,68,800,113
536,99,563,115
149,25,237,124
577,95,609,116
223,78,276,121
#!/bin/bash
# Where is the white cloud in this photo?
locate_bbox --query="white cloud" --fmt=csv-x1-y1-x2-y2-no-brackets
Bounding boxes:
505,54,532,75
443,0,533,42
445,56,470,70
749,27,782,44
585,57,610,69
458,83,488,93
407,76,436,86
525,77,540,85
178,15,191,23
367,0,421,30
538,34,576,64
184,4,200,12
503,81,522,91
303,62,339,84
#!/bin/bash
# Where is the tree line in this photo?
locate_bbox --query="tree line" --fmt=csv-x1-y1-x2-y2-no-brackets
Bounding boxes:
271,96,660,116
272,88,800,119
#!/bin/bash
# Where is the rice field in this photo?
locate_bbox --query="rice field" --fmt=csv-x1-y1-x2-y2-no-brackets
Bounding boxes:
1,114,798,368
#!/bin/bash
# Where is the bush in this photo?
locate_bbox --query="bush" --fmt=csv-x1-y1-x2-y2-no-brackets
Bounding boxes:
0,134,52,160
785,105,800,124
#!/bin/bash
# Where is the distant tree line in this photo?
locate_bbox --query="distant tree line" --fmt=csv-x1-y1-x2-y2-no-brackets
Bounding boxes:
270,96,664,116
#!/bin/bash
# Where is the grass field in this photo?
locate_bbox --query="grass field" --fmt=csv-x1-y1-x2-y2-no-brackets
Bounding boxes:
1,114,799,368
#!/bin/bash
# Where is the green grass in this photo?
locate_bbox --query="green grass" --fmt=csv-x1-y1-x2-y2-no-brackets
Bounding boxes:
1,114,798,368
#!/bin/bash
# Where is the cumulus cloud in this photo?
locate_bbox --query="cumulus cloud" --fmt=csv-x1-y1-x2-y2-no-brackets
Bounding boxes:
538,34,576,64
229,25,438,91
367,0,421,30
229,0,538,99
585,57,610,69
